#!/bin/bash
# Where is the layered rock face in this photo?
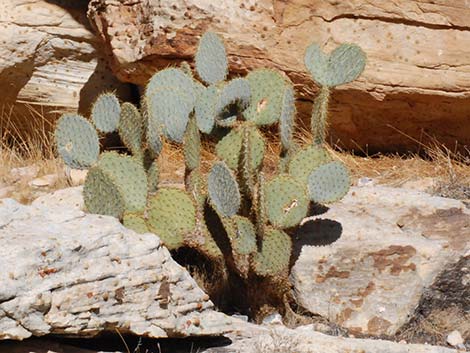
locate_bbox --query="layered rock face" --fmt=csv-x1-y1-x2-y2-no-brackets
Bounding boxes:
0,0,131,122
87,0,470,153
0,188,240,340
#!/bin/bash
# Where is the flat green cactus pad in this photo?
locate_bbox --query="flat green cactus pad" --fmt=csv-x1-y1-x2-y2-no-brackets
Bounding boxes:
195,32,228,85
184,117,201,171
195,85,219,134
147,118,163,156
147,188,196,250
216,78,251,119
91,93,121,133
186,219,224,261
123,212,149,234
146,68,195,105
119,102,143,157
146,88,193,143
288,145,331,183
279,86,296,151
264,174,309,229
215,126,265,171
186,169,207,209
147,160,159,193
208,162,241,217
83,152,148,218
304,43,366,87
308,161,350,203
252,228,292,277
244,69,290,126
55,114,99,170
83,166,125,217
222,215,257,278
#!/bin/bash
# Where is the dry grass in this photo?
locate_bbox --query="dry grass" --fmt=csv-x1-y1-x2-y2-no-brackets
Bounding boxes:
1,104,469,205
158,126,470,200
0,104,69,203
398,307,470,346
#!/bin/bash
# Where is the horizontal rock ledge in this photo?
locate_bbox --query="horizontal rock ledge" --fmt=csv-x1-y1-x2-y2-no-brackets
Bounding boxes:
87,0,470,154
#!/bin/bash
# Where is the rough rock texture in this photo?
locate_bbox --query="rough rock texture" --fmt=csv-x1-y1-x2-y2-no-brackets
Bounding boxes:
0,188,242,341
0,0,131,121
87,0,470,153
206,324,459,353
397,251,470,345
291,186,470,336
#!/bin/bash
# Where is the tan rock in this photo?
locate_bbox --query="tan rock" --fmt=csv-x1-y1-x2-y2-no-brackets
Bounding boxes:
87,0,470,153
0,0,132,121
30,174,59,188
0,189,244,340
67,168,88,186
291,186,470,336
206,324,460,353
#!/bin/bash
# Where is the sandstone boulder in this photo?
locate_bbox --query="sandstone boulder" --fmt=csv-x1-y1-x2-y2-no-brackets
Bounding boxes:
0,0,131,123
87,0,470,153
291,185,470,336
0,188,243,340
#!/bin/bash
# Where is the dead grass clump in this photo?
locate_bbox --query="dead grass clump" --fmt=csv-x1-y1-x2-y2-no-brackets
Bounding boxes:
398,307,470,346
0,104,69,203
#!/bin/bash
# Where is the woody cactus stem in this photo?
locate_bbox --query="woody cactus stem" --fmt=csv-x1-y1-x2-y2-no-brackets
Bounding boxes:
311,85,330,146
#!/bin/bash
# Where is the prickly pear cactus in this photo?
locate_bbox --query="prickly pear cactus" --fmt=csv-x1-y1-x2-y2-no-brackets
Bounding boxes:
55,114,100,170
53,29,366,319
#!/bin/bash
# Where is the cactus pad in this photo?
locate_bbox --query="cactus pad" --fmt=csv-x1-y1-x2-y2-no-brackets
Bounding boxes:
304,43,366,87
195,32,228,85
147,160,159,193
288,145,331,183
147,118,163,156
119,102,143,156
215,126,265,171
83,152,148,218
208,162,241,217
279,86,296,151
216,78,251,118
184,117,201,172
222,215,257,277
264,174,309,229
83,167,124,217
252,228,292,277
146,88,193,143
147,188,196,250
244,69,289,126
195,85,219,134
123,212,149,234
91,93,121,133
146,68,195,104
308,161,350,203
229,216,257,255
55,114,99,170
186,169,207,209
185,219,224,261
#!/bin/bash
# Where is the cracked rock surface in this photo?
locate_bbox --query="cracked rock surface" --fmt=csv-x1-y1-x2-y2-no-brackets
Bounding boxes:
291,185,470,336
0,187,240,340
